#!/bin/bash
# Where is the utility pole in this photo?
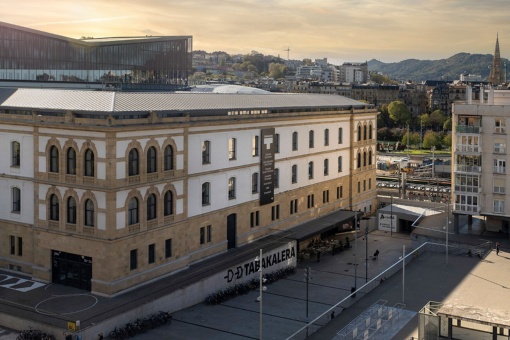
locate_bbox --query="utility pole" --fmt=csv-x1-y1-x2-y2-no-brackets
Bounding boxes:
365,224,369,283
390,195,393,237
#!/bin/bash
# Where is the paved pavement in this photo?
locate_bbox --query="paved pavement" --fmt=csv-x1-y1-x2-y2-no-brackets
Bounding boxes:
1,215,509,339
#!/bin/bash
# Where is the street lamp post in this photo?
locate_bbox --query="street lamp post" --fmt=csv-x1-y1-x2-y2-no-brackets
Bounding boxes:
402,245,405,303
304,267,311,336
390,195,393,238
365,224,369,283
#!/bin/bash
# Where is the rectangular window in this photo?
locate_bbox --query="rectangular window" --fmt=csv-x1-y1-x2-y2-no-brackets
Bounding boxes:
290,199,298,214
369,178,372,190
324,159,329,176
17,237,22,256
252,135,259,156
494,200,505,213
252,173,259,193
10,235,15,255
130,249,137,270
324,129,329,146
271,205,280,221
309,130,314,148
250,211,260,228
338,127,343,144
307,194,314,209
323,190,329,204
358,181,361,193
337,185,343,199
207,225,212,243
200,227,205,244
148,244,155,264
275,134,280,153
274,168,279,188
494,142,506,154
338,156,342,173
165,239,172,258
495,119,506,134
363,180,366,191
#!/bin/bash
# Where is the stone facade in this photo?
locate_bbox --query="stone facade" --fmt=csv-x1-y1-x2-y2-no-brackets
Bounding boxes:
0,91,378,295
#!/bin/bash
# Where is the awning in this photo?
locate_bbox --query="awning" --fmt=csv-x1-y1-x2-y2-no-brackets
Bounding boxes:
285,209,361,242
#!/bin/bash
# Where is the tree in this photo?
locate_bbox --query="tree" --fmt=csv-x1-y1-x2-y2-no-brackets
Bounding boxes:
443,117,452,131
268,63,287,79
377,127,392,141
401,132,421,147
430,110,446,130
423,130,442,149
419,113,431,128
388,101,411,126
377,105,390,128
442,132,452,149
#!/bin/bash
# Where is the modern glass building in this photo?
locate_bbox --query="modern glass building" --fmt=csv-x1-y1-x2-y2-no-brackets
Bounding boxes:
0,21,192,89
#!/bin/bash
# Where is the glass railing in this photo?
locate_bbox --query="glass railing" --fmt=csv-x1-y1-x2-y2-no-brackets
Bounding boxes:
455,125,481,134
454,185,481,193
456,145,481,153
454,204,480,213
454,165,481,173
494,166,506,174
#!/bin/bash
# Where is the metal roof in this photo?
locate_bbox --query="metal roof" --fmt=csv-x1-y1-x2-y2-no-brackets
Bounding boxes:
0,88,369,114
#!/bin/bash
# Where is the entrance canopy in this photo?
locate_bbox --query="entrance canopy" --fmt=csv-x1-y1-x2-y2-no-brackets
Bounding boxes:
286,209,359,242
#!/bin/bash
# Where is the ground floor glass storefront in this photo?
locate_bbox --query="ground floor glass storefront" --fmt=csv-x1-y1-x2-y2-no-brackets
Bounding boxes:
52,250,92,291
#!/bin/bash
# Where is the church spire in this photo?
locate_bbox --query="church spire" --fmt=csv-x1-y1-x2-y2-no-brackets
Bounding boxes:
489,34,503,85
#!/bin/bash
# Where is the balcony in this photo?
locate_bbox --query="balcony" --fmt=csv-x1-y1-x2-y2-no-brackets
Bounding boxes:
454,164,481,173
455,145,481,154
454,204,480,213
455,125,481,134
494,166,506,174
454,185,481,193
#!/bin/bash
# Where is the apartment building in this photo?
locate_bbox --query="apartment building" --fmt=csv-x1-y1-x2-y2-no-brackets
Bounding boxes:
452,87,510,236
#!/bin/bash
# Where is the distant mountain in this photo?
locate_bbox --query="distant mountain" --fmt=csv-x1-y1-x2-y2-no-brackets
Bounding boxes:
368,53,510,82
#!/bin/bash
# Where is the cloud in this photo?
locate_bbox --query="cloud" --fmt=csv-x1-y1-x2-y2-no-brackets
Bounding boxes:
28,16,134,27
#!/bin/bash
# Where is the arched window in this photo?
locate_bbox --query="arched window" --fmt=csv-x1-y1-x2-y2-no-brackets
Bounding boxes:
252,173,259,193
147,194,157,220
324,129,329,146
228,177,236,199
84,149,94,177
66,148,76,175
147,146,157,173
49,146,59,173
49,194,59,221
309,130,314,148
357,152,361,168
202,182,210,205
291,164,298,183
202,141,210,164
67,197,76,224
12,187,20,213
128,149,139,176
164,191,173,216
11,141,20,167
128,198,139,225
363,152,367,166
363,125,367,140
308,161,314,179
369,150,373,165
84,199,94,227
357,126,362,141
292,132,298,151
369,124,373,139
324,159,329,176
164,145,174,171
229,138,236,160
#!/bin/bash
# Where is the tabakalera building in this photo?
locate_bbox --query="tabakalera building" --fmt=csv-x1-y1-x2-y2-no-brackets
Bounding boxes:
0,88,377,296
0,21,192,90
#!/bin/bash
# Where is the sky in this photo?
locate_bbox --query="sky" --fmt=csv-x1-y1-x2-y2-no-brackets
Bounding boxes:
1,0,509,64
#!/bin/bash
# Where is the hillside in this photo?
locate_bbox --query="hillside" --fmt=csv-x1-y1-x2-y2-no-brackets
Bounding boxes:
368,53,509,82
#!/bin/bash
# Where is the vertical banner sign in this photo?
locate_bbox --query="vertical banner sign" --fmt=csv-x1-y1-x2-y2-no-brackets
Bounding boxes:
260,128,275,205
